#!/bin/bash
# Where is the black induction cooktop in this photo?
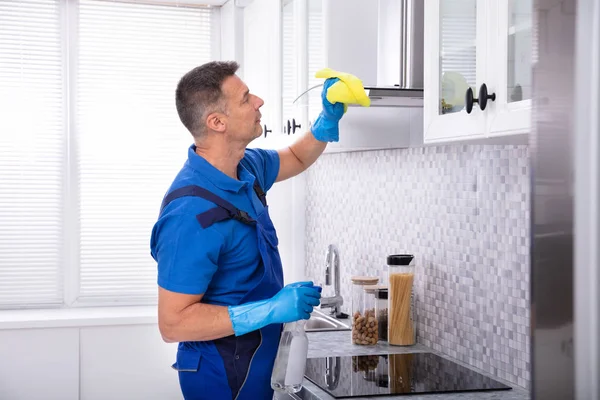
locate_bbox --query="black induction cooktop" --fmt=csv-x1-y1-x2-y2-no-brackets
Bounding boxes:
303,352,511,398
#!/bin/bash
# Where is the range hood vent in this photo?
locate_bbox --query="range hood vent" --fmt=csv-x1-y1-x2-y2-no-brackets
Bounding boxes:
362,86,423,108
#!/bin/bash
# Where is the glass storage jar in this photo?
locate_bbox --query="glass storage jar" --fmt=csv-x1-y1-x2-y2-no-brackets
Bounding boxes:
351,276,379,345
364,284,379,342
387,255,416,346
375,286,389,342
375,354,389,388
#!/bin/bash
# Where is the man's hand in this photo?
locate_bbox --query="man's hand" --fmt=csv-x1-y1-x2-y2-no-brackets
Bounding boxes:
269,281,322,323
228,281,322,336
310,78,345,142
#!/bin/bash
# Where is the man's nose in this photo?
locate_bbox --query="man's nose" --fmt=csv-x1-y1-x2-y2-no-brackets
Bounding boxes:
254,95,264,109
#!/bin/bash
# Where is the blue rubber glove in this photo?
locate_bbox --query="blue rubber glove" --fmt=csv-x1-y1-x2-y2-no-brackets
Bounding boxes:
228,281,322,337
311,78,345,143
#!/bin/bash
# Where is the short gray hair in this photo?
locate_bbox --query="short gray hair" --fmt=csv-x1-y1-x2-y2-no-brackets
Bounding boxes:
175,61,239,138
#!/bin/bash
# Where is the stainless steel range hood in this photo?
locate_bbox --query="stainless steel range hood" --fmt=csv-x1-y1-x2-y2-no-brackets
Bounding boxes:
361,86,424,108
359,0,424,108
296,0,424,109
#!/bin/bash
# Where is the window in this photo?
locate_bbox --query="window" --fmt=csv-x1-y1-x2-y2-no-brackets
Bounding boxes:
0,0,218,309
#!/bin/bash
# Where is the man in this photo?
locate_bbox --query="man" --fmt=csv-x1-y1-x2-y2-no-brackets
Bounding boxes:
150,60,344,400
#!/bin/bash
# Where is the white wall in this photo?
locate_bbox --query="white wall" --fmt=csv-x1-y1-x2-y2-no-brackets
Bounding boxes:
219,0,244,69
0,324,180,400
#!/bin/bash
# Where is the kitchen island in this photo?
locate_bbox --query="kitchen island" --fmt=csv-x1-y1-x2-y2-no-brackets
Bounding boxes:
274,330,530,400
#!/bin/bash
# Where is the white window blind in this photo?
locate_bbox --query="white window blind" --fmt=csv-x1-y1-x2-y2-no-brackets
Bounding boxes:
0,0,64,308
76,0,215,303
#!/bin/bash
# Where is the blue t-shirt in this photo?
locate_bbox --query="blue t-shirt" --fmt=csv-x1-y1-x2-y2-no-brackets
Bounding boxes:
150,144,280,306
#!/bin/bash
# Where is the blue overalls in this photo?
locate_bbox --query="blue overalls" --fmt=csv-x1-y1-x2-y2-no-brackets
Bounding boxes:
159,181,284,400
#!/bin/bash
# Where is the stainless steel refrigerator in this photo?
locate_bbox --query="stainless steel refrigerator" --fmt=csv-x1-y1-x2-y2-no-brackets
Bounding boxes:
532,0,600,398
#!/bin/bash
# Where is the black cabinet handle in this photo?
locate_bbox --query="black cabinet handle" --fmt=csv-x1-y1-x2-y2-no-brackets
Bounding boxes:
465,83,496,114
292,118,301,134
285,119,302,134
465,87,475,114
263,124,272,138
478,83,496,111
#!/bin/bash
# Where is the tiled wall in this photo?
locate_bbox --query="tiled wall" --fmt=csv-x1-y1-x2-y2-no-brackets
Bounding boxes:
305,144,530,389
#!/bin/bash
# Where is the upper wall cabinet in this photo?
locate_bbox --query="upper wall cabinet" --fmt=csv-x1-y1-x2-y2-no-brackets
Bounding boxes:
242,0,283,148
243,0,319,150
243,0,418,153
423,0,533,143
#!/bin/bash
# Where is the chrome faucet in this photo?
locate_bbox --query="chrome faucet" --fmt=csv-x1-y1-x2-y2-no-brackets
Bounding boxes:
320,244,344,317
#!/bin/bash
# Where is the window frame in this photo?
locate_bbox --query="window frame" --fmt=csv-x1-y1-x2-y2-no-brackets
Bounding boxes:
1,0,222,313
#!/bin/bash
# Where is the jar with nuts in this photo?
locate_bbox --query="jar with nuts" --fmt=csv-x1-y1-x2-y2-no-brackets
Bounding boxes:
350,276,379,345
352,355,379,374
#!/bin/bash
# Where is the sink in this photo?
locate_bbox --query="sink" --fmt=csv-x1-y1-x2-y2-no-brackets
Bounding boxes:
305,309,350,332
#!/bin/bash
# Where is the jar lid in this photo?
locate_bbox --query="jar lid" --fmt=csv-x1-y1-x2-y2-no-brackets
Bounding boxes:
387,254,414,266
376,288,388,300
368,284,388,291
351,276,379,285
364,284,379,293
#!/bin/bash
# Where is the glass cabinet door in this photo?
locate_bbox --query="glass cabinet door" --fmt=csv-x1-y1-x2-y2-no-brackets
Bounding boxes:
279,0,321,140
244,0,282,148
280,0,314,142
424,0,487,143
306,0,323,128
507,0,533,104
487,0,533,136
439,0,478,115
282,0,298,133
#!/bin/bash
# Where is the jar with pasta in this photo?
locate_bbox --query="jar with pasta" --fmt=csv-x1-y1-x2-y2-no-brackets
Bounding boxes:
387,255,415,346
351,276,379,345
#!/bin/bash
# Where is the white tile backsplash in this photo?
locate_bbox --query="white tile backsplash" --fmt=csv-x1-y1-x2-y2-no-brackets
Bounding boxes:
305,144,530,390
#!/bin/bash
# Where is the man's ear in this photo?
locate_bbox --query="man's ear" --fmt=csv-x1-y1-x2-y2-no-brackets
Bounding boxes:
206,112,226,133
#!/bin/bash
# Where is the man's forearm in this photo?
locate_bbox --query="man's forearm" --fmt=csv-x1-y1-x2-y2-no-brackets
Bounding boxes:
160,302,234,343
288,130,327,170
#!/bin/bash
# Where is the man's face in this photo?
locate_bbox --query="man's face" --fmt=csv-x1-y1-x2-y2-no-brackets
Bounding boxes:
220,75,264,142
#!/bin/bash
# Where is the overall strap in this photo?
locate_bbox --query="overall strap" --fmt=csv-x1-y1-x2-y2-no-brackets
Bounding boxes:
160,185,255,228
253,181,267,207
160,181,268,229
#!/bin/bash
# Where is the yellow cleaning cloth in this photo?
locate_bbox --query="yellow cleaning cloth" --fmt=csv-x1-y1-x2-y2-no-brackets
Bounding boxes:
315,68,371,110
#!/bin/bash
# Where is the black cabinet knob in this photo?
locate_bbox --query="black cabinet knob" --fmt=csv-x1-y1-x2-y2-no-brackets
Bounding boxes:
478,83,496,111
285,119,302,134
263,124,272,138
292,118,301,134
465,87,475,114
465,83,496,114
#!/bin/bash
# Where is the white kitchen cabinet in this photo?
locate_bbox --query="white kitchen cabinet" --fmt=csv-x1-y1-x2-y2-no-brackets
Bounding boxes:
0,321,182,400
487,0,533,137
242,0,312,147
80,325,180,400
0,328,79,400
243,0,282,142
423,0,532,143
243,0,382,148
